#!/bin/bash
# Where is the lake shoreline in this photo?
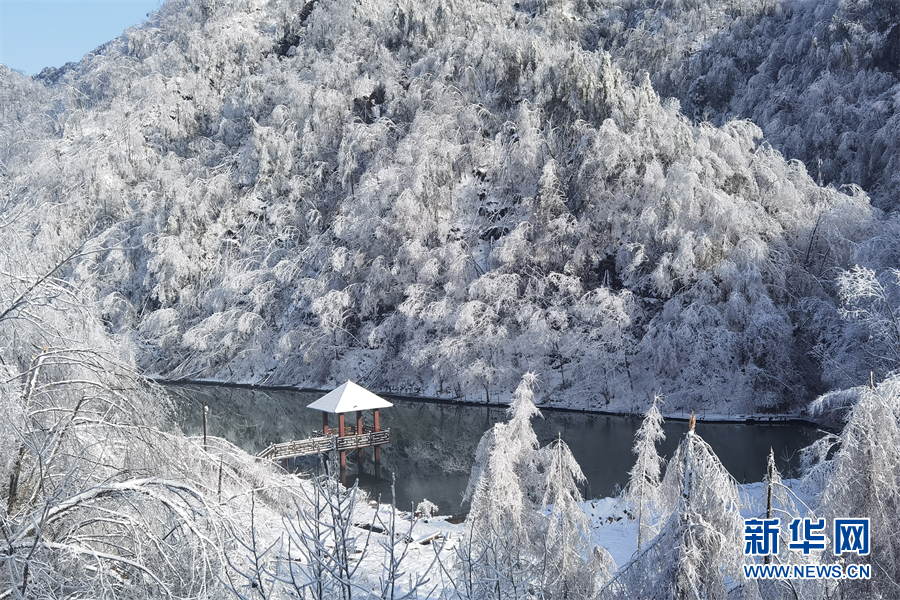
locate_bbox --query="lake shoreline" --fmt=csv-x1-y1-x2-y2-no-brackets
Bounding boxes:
152,377,826,429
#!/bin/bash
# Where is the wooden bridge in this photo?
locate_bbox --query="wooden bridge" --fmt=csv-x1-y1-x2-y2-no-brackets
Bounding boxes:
258,427,391,461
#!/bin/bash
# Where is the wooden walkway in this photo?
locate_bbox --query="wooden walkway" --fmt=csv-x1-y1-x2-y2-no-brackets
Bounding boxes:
258,428,390,461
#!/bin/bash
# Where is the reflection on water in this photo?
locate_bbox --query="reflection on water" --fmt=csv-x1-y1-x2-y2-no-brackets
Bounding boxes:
167,383,823,516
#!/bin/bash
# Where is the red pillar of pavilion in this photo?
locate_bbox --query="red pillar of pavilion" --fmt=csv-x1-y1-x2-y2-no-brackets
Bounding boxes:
374,409,381,478
374,410,381,461
338,413,346,470
357,410,364,467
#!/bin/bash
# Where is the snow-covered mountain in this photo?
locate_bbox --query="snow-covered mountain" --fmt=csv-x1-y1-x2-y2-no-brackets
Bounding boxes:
597,0,900,211
2,0,898,415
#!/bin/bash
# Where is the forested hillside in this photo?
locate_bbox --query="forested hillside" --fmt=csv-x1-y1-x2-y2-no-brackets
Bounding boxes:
2,0,898,415
595,0,900,210
4,0,900,596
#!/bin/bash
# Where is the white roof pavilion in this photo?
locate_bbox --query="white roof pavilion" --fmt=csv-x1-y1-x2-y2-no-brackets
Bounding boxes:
306,380,393,414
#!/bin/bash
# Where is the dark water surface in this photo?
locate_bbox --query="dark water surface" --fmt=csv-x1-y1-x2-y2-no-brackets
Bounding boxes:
166,383,823,516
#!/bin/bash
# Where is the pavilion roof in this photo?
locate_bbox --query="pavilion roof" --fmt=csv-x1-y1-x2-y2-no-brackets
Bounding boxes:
306,380,393,414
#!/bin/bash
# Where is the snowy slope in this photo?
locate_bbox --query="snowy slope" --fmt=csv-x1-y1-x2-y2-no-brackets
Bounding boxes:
0,0,896,417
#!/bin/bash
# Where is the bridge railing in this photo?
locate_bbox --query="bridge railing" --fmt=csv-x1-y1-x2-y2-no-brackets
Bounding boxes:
335,429,390,451
258,429,390,461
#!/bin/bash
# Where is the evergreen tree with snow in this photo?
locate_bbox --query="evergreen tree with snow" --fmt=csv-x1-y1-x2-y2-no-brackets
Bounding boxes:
622,394,666,552
538,433,609,599
602,415,745,600
459,372,545,599
459,373,608,599
803,376,900,599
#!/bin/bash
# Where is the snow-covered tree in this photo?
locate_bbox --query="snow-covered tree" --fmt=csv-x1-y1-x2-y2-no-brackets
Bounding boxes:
458,373,608,599
539,434,608,599
742,448,828,600
622,395,666,552
459,373,545,599
836,265,900,375
0,214,255,596
602,416,745,600
803,376,900,599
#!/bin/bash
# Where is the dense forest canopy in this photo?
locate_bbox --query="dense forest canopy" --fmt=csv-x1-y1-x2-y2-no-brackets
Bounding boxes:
1,0,898,416
604,0,900,210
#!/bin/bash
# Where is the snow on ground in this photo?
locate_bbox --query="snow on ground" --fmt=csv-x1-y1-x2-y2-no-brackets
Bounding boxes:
346,501,468,588
259,478,815,594
247,483,468,597
581,479,815,571
582,497,637,569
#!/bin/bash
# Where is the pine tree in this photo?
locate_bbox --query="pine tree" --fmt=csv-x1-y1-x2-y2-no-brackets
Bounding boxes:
460,373,610,599
539,434,608,599
805,376,900,599
747,448,825,600
460,372,545,599
602,415,744,600
622,395,666,552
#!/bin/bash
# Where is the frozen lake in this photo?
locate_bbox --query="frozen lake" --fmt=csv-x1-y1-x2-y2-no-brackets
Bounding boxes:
167,383,824,516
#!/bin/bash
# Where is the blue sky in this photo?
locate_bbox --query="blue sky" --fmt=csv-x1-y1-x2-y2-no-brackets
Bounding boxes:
1,0,162,75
